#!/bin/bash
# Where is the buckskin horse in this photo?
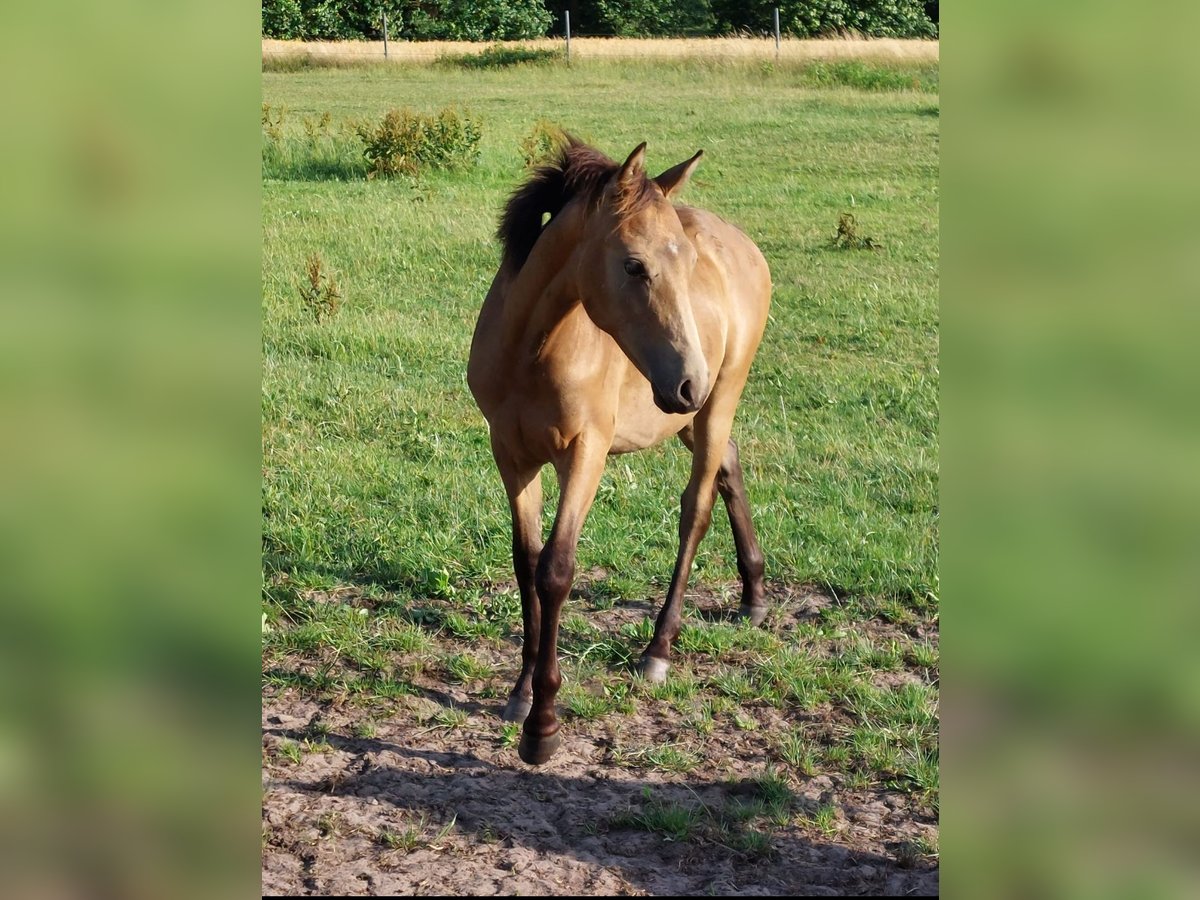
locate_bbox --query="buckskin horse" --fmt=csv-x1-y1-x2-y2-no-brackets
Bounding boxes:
467,139,771,764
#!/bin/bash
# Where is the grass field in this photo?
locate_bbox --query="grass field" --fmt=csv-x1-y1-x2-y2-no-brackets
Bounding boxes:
262,50,938,891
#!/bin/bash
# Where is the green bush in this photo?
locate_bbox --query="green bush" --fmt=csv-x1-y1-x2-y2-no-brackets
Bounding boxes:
406,0,552,41
449,44,562,70
357,107,482,178
711,0,936,39
263,0,304,39
594,0,715,36
262,0,935,41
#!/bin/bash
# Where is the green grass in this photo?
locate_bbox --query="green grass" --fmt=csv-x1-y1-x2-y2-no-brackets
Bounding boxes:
613,773,796,854
442,651,494,683
613,742,702,773
262,58,937,606
612,792,704,841
423,705,469,729
377,815,457,852
262,57,939,822
775,728,819,775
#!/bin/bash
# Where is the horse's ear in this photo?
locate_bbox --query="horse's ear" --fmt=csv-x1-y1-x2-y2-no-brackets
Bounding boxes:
616,142,648,189
654,150,703,199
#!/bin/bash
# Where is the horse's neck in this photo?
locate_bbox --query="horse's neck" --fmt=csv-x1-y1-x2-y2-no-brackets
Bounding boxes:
499,204,590,355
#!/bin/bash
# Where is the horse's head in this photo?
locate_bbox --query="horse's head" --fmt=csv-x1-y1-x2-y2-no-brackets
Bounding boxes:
579,143,709,415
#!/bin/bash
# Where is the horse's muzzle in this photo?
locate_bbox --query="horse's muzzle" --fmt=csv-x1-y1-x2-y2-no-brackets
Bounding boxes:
653,377,704,415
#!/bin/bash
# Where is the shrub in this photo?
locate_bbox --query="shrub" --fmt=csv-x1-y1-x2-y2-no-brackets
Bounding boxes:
450,44,562,70
406,0,552,41
595,0,715,37
519,120,567,168
711,0,936,39
262,0,304,39
357,107,482,178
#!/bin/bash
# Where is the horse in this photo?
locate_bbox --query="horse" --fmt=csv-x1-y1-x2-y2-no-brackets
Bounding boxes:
467,139,771,765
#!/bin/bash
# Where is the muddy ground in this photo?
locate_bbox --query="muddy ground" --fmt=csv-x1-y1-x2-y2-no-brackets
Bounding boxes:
262,585,938,896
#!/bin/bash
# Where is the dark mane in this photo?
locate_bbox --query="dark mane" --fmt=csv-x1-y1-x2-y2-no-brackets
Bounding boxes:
497,138,657,273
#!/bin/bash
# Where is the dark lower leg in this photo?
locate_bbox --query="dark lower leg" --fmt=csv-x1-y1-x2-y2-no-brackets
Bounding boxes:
715,440,767,623
503,537,542,722
496,458,543,723
518,538,573,763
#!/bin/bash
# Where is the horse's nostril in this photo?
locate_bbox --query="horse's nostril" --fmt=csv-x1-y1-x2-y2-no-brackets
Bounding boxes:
679,379,695,407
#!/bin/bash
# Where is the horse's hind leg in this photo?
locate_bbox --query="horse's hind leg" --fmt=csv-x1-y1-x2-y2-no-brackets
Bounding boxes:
714,439,768,625
493,443,543,724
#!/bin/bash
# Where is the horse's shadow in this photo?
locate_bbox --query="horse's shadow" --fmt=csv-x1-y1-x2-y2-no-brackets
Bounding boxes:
267,729,937,896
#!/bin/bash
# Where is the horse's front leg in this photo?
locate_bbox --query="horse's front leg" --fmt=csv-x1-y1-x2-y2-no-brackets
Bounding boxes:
492,441,544,724
518,437,608,765
637,409,736,684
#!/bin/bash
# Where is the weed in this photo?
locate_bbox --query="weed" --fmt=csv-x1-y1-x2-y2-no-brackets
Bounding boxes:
262,102,285,141
733,711,758,731
892,834,938,868
378,825,419,851
832,213,881,251
499,721,520,748
276,739,302,764
358,107,482,178
519,119,567,168
316,812,340,837
297,253,341,324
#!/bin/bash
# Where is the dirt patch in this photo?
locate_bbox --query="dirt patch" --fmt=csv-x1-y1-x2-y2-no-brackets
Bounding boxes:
263,583,937,895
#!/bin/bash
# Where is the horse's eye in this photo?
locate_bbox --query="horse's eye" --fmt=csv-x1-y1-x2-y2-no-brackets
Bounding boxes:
624,258,647,278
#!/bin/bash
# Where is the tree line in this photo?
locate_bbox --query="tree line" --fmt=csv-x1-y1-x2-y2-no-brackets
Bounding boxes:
262,0,938,42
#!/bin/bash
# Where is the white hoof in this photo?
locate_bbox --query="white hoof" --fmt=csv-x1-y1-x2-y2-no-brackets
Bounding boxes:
637,656,670,685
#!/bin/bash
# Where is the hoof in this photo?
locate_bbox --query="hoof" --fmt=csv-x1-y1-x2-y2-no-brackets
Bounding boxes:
501,694,532,724
737,604,768,627
636,655,670,685
517,728,562,765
